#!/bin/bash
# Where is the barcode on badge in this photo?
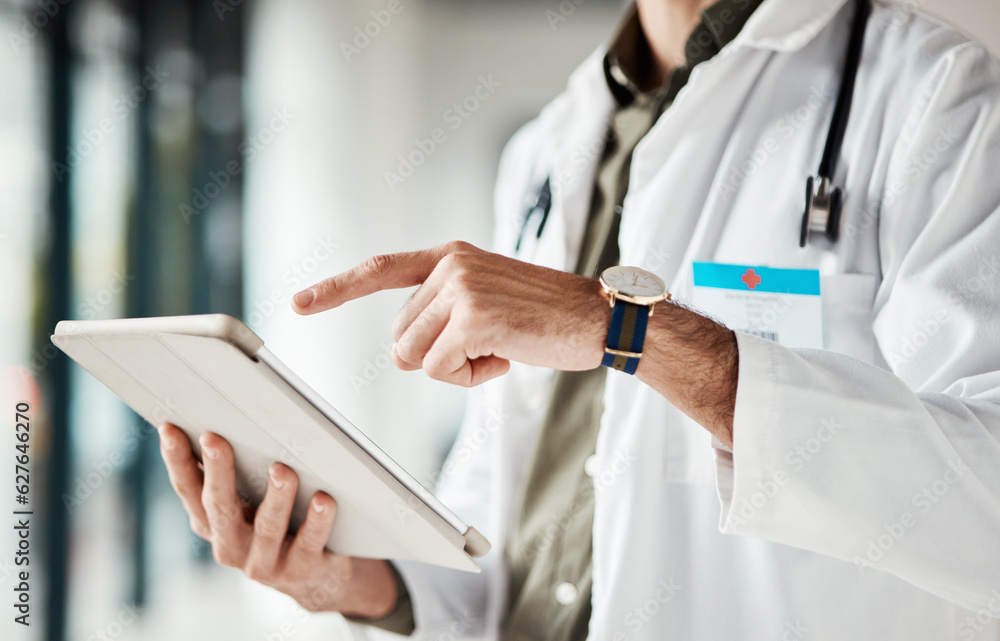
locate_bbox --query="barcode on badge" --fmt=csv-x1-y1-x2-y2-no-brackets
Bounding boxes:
741,328,778,342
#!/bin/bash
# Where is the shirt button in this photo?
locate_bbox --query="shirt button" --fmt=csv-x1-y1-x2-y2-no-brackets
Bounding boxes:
584,455,598,478
555,582,578,605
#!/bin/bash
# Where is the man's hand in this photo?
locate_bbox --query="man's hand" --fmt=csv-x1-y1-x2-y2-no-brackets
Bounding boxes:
157,423,398,617
292,241,612,386
292,240,738,445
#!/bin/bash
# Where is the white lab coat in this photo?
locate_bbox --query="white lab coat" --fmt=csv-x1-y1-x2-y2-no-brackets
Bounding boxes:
351,0,1000,639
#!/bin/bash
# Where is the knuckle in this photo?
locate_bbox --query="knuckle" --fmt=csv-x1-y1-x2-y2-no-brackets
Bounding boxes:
299,528,325,549
361,254,394,279
393,337,419,365
212,544,240,568
443,240,474,254
422,356,451,382
206,502,242,532
297,594,324,613
390,315,405,342
436,251,465,274
253,514,283,540
189,518,210,540
243,563,270,583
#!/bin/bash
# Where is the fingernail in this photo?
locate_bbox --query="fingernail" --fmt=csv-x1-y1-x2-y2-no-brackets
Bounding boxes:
203,446,218,460
293,289,315,308
160,429,174,450
313,501,326,514
270,468,285,489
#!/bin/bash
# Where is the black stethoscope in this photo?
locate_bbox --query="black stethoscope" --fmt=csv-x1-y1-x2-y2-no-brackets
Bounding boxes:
801,0,871,247
518,0,872,252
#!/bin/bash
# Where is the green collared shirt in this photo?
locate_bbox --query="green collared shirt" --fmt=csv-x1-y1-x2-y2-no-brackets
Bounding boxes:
359,1,762,637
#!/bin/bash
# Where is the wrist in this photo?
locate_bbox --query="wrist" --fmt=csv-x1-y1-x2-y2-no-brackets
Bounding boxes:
582,280,614,370
635,301,739,445
597,267,670,375
336,558,399,619
551,276,612,371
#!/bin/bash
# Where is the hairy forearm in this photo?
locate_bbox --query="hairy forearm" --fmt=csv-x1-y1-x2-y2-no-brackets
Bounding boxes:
634,301,740,447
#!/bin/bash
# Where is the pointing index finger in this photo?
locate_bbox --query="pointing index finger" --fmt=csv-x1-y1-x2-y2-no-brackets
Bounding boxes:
292,242,469,315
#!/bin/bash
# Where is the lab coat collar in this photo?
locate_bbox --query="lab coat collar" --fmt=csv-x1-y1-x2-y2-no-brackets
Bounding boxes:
535,47,616,271
736,0,850,52
547,0,852,139
531,0,851,271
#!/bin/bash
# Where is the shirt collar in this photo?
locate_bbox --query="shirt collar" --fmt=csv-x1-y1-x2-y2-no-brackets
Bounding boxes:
603,0,765,106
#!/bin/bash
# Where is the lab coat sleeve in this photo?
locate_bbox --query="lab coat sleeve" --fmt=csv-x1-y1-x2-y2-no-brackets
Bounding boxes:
347,387,500,640
715,41,1000,612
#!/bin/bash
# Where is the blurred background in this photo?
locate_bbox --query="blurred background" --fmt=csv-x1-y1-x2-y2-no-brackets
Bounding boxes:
0,0,997,639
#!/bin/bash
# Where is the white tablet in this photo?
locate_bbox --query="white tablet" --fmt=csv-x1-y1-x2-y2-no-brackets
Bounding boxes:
51,314,489,572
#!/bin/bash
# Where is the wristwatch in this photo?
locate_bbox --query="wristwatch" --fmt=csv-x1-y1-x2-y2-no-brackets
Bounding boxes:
598,266,671,375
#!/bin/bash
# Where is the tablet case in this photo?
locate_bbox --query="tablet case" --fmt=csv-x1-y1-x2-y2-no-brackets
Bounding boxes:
51,314,489,572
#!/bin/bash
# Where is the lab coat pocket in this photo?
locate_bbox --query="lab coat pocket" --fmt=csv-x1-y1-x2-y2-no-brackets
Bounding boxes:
820,273,877,363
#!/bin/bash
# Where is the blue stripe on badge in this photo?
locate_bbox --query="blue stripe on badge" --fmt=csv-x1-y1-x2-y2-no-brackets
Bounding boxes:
693,262,821,296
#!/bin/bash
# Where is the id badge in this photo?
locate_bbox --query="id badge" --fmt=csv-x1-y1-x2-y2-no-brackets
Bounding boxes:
691,262,823,349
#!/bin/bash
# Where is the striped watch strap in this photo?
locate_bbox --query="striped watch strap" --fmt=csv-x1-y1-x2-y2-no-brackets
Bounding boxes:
601,299,650,375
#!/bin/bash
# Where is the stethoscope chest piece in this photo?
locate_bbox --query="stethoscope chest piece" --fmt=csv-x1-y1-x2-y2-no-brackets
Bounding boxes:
799,0,870,248
800,175,843,247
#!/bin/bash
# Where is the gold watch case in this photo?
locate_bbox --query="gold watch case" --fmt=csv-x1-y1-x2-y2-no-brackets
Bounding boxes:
599,266,671,310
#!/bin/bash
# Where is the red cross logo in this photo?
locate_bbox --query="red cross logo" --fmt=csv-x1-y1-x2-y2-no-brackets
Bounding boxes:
741,268,762,290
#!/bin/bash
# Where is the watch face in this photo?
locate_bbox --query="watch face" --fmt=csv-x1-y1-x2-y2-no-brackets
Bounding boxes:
601,266,667,298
